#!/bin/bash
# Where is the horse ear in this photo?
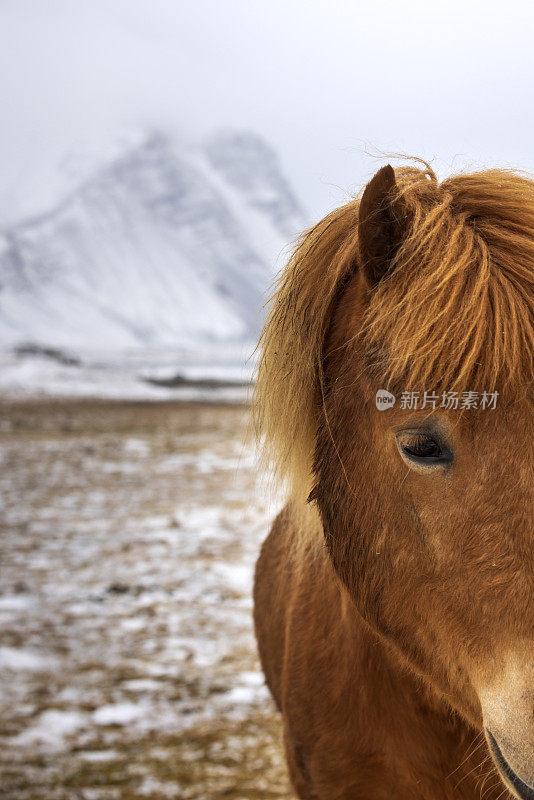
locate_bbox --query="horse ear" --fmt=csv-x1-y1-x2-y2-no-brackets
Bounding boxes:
358,164,406,288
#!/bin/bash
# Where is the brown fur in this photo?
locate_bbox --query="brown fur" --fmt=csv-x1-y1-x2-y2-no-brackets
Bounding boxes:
253,163,534,799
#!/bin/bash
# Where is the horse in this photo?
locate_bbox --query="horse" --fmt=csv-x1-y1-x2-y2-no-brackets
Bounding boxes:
252,162,534,800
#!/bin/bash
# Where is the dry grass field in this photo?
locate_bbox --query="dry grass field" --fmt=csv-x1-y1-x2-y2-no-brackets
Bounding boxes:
0,399,292,799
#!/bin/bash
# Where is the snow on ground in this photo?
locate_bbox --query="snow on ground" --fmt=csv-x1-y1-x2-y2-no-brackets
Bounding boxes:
0,345,253,403
0,399,291,799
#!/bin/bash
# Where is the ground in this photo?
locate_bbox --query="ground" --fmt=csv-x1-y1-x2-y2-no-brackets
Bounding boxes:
0,399,292,800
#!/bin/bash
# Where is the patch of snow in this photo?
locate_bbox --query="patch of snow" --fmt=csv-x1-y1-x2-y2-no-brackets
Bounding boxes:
92,702,143,726
137,776,178,797
0,647,51,671
12,709,87,749
0,595,33,612
79,749,121,762
122,679,162,692
238,670,265,687
216,562,254,593
222,685,265,705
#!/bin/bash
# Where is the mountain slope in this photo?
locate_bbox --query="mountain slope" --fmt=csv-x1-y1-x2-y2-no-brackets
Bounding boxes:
0,131,306,353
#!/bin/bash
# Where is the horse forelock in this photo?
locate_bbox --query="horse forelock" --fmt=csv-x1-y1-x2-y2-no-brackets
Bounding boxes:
362,167,534,396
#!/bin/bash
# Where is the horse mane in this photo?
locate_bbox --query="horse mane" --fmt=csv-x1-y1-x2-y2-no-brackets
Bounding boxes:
253,163,534,498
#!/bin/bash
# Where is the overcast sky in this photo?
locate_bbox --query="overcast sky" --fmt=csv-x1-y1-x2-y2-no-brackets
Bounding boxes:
2,0,534,226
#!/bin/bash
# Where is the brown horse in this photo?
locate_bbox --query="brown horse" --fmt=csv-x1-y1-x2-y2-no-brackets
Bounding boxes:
253,162,534,799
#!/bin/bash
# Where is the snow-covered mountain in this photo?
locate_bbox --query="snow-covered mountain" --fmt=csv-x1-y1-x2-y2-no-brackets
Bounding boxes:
0,131,306,354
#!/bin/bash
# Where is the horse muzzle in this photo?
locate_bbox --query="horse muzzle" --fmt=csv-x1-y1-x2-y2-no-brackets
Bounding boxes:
486,730,534,800
476,648,534,799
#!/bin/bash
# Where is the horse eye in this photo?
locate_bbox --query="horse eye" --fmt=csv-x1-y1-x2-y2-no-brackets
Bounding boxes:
396,432,451,466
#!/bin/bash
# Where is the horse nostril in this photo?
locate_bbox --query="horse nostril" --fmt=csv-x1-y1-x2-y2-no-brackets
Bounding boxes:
486,730,534,800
